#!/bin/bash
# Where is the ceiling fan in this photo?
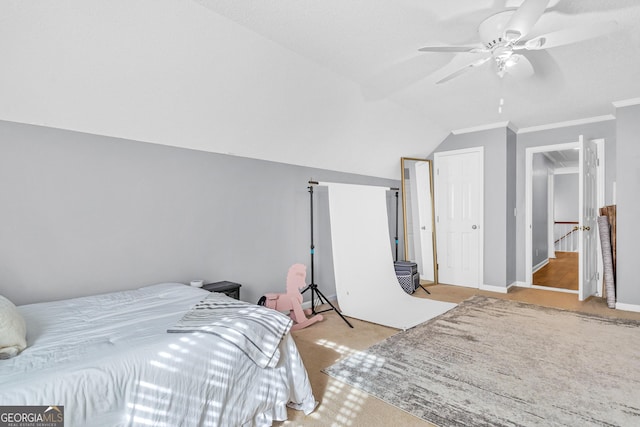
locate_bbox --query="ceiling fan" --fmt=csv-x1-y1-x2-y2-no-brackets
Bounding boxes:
419,0,618,84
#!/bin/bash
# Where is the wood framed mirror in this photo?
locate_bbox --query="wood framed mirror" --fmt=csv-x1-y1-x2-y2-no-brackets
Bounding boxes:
401,158,438,284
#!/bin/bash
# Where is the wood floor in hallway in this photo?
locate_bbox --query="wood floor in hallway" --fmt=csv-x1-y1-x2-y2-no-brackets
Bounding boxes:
533,251,578,291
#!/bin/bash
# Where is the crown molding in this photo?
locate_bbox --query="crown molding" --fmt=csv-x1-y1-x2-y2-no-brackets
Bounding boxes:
518,115,615,134
612,98,640,108
451,121,515,135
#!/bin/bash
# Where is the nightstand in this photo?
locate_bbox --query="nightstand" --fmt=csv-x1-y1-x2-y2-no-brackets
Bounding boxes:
202,281,242,300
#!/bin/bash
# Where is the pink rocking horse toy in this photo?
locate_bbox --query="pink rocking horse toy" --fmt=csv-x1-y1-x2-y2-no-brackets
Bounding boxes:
258,264,323,331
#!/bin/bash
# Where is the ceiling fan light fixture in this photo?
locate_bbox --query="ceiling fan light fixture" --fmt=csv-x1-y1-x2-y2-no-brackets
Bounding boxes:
495,51,520,78
504,54,520,68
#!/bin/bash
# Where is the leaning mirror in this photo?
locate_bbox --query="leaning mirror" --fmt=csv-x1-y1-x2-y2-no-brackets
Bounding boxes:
401,158,438,284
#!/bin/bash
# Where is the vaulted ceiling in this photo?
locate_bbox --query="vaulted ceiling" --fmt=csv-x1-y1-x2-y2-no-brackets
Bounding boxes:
2,0,639,178
198,0,640,130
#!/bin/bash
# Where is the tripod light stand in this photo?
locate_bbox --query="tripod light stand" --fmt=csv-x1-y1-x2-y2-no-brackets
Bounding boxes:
301,182,353,328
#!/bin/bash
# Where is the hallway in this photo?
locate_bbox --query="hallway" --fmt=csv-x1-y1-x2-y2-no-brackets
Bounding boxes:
533,252,578,291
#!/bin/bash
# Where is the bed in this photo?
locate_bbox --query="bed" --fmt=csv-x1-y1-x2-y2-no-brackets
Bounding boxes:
0,283,316,426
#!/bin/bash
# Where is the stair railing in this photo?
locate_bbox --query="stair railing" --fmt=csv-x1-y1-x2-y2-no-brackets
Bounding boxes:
554,221,579,252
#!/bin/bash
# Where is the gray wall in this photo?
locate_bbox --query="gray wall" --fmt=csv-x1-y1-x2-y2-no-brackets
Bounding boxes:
515,119,616,283
531,153,552,268
615,103,640,306
431,127,513,288
431,119,615,289
0,120,399,306
554,174,579,222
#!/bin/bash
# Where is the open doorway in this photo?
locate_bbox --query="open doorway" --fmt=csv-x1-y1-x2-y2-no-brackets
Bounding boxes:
531,150,579,294
525,137,605,300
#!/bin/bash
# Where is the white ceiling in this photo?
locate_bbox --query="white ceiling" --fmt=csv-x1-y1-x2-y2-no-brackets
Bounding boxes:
1,0,640,178
196,0,640,131
544,149,579,168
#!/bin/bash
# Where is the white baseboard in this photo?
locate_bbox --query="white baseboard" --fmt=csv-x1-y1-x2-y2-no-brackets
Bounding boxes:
302,293,337,310
615,302,640,313
512,281,529,288
532,259,549,274
479,284,509,294
531,285,577,294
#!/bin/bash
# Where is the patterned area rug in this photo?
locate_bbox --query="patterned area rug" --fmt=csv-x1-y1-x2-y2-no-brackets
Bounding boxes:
323,296,640,426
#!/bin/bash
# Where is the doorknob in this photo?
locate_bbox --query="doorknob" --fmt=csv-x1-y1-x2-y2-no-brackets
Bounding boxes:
472,225,477,230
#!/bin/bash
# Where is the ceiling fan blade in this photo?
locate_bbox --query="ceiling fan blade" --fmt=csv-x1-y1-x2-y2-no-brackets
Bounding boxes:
430,1,508,44
522,21,619,50
504,0,550,41
418,45,485,53
436,56,492,84
362,54,454,100
504,50,565,98
549,0,638,16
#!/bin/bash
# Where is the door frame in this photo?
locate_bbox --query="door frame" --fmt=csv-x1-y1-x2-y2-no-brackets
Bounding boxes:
434,146,484,288
595,138,605,297
525,138,605,293
547,169,556,260
526,141,580,288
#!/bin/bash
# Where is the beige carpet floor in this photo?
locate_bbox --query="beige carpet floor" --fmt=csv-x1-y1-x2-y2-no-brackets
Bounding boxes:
275,285,640,427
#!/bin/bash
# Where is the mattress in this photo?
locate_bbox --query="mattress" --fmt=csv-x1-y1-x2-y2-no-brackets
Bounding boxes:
0,283,316,426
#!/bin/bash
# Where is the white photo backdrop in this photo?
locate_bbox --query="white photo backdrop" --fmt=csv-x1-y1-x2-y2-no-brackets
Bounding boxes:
323,182,455,330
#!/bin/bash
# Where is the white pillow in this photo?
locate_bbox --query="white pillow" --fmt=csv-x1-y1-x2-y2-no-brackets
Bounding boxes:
0,295,27,358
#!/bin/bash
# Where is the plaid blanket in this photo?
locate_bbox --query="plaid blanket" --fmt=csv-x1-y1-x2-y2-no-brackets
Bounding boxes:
168,293,292,368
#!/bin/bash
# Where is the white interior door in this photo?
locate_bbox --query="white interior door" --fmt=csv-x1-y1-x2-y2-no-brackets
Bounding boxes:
434,147,483,288
579,137,598,300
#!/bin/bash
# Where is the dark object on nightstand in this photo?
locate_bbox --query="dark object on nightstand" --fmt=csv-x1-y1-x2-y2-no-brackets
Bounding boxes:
202,281,242,300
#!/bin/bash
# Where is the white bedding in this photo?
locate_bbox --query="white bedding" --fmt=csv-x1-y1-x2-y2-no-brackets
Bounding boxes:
167,294,293,369
0,283,316,426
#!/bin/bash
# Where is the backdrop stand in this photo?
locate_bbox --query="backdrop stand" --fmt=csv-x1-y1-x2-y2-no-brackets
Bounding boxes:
418,283,431,295
302,182,354,328
394,189,399,262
